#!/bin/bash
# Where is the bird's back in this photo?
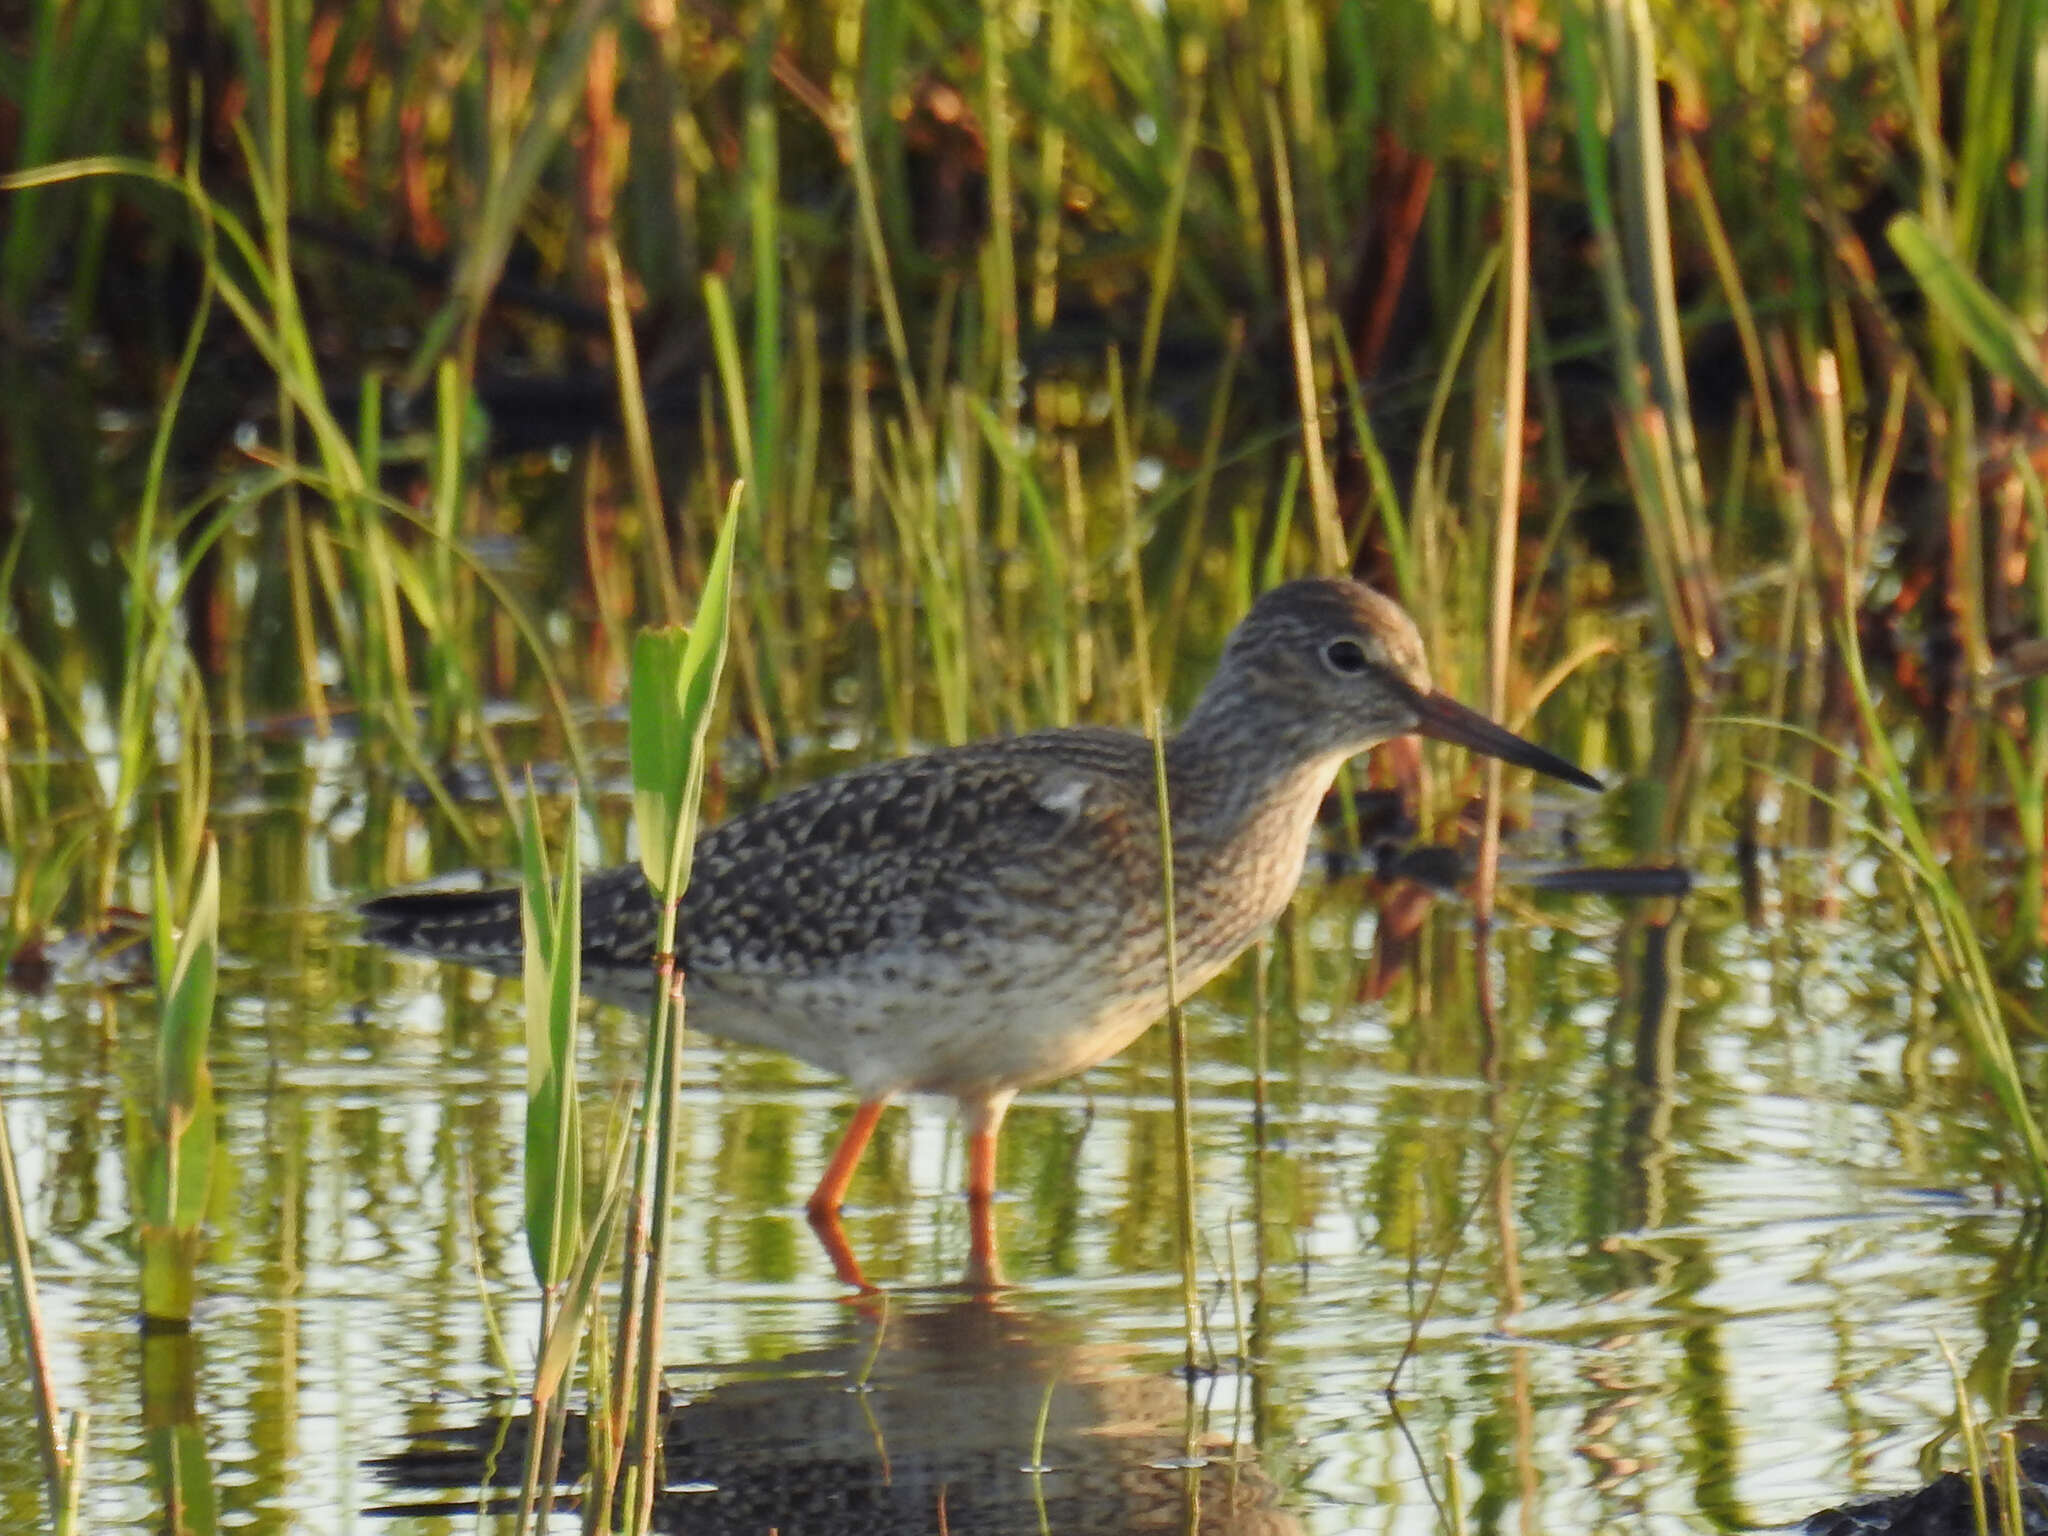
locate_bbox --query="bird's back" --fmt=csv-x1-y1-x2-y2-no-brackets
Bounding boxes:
363,726,1169,1013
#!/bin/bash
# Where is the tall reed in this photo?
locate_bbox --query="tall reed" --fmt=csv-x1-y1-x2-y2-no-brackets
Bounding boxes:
136,833,221,1327
601,483,741,1533
1473,2,1532,933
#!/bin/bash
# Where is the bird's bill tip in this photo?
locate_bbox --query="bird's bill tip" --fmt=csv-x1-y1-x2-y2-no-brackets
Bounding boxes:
1412,692,1603,792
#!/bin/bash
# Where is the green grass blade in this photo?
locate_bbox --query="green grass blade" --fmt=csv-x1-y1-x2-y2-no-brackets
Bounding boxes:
519,785,582,1290
631,628,695,891
1888,211,2048,410
631,482,744,894
140,833,220,1323
532,1129,633,1406
154,836,219,1154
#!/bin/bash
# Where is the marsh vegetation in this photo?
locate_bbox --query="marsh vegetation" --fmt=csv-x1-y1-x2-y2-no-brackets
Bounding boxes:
7,0,2048,1530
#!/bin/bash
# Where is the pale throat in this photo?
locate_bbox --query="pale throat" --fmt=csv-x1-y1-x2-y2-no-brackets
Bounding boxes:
1164,685,1380,916
1228,749,1351,858
1168,742,1356,898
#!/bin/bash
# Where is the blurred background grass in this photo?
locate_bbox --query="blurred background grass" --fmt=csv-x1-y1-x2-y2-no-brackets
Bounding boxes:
10,4,2048,1523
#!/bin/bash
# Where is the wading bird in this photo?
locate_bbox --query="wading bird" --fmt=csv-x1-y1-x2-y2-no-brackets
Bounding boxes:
362,578,1600,1287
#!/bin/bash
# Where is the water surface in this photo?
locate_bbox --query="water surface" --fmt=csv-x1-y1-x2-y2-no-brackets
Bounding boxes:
4,713,2037,1534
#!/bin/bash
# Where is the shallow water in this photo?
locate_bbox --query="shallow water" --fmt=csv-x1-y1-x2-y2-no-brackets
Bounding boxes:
3,714,2040,1535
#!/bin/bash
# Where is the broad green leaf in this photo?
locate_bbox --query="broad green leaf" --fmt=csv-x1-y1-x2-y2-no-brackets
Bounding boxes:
168,1080,216,1234
138,1090,213,1322
1889,212,2048,411
663,483,745,894
140,834,220,1321
519,784,582,1288
532,1128,634,1406
630,481,745,897
629,628,692,890
517,780,557,961
149,833,176,998
156,838,219,1133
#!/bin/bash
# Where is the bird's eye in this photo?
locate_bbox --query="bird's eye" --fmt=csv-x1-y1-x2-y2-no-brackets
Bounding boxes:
1324,638,1369,675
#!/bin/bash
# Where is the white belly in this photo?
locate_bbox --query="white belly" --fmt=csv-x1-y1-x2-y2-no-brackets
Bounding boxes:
684,933,1243,1103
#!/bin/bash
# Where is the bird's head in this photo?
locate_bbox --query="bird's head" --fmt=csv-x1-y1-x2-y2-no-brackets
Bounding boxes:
1192,578,1601,789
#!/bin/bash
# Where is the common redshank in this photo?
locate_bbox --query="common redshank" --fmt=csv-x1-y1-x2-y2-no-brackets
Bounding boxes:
362,578,1600,1285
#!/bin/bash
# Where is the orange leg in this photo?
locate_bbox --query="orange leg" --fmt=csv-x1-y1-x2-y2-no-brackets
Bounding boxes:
961,1094,1013,1291
807,1098,888,1219
967,1125,999,1206
806,1098,889,1292
965,1135,1004,1290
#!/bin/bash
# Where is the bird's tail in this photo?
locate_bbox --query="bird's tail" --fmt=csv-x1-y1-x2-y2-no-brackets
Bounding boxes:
359,866,662,999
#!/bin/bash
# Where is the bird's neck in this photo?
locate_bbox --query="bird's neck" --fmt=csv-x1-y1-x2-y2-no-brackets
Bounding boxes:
1164,699,1349,855
1157,705,1348,966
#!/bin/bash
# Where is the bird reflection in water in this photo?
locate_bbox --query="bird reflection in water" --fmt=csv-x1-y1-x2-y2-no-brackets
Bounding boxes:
374,1293,1300,1534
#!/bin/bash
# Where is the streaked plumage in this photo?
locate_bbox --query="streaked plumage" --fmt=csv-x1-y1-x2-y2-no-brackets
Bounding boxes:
362,578,1599,1284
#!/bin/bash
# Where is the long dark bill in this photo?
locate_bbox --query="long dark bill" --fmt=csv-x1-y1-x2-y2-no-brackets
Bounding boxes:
1413,691,1603,791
